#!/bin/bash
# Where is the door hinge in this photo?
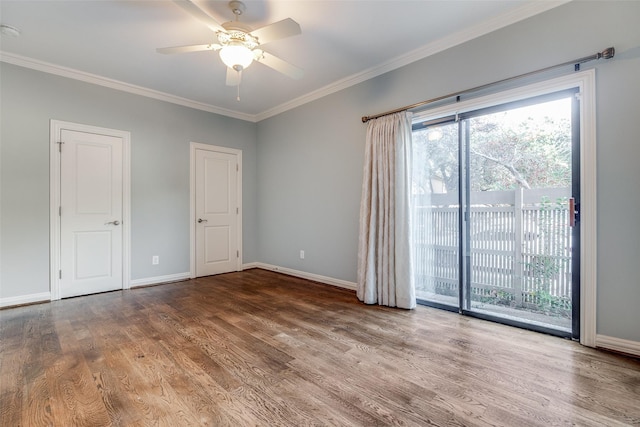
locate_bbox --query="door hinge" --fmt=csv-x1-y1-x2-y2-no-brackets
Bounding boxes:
236,207,239,214
59,270,62,279
236,164,239,172
237,250,239,258
57,141,64,152
59,206,62,216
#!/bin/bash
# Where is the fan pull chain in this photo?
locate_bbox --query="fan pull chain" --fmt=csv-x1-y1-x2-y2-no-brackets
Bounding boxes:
236,69,242,101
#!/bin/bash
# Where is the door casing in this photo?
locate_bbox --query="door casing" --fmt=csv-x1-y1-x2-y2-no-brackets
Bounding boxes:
50,120,131,300
190,142,243,277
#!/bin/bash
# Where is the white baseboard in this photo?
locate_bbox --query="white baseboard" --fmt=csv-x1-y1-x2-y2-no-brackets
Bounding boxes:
0,292,51,308
242,262,261,270
596,334,640,358
130,272,191,288
245,262,357,291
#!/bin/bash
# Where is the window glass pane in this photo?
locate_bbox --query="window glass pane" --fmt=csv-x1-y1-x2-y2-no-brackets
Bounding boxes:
412,121,459,307
466,97,573,332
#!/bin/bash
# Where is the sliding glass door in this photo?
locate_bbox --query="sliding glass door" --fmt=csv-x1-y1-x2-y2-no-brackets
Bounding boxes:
412,89,579,338
412,120,460,310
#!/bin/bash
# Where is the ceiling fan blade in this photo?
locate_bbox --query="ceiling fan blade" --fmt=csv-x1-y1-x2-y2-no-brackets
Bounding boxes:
226,67,241,86
258,51,304,80
156,44,220,54
172,0,225,33
250,18,301,45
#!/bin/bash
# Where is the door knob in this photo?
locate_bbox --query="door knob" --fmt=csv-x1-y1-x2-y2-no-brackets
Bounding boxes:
106,220,120,226
198,218,207,223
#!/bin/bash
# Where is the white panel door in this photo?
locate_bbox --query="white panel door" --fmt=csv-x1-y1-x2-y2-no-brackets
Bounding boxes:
60,129,123,298
195,148,238,276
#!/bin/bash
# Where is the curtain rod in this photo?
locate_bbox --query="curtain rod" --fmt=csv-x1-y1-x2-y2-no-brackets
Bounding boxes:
361,47,615,123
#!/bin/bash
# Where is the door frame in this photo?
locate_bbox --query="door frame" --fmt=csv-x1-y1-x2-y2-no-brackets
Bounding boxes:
412,70,597,347
189,142,243,278
49,120,131,300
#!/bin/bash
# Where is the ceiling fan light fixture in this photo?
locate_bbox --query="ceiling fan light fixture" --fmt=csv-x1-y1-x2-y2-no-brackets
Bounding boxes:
219,43,254,70
158,0,304,96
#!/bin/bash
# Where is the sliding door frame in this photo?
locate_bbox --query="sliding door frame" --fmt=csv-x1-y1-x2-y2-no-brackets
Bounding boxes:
412,70,597,346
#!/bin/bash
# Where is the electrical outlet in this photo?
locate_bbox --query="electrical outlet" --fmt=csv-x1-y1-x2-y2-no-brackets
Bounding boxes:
300,250,305,259
152,255,159,265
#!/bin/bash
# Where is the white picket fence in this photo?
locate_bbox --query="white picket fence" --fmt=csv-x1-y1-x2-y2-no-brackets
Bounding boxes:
413,187,572,310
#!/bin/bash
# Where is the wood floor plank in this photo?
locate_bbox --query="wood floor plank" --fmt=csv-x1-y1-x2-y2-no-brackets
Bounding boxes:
20,307,58,427
0,312,25,425
1,268,639,426
0,339,24,426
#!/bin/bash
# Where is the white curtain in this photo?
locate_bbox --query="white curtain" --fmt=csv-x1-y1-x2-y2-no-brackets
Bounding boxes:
357,111,415,309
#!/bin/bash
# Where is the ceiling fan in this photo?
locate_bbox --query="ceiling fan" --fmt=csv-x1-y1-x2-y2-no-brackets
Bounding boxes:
157,0,303,98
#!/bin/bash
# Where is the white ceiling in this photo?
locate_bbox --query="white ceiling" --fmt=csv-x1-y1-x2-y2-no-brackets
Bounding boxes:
0,0,566,121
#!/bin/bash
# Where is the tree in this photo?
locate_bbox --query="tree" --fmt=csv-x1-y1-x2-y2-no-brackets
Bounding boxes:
412,98,572,194
412,122,458,196
469,111,571,191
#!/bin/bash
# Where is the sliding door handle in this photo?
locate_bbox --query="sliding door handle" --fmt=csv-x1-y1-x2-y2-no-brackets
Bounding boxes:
569,198,579,227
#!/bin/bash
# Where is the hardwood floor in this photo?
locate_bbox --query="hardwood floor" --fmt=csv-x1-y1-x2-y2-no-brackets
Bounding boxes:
1,269,639,426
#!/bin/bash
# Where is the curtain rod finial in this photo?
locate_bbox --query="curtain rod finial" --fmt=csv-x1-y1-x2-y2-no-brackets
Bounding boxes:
601,47,615,60
362,116,369,123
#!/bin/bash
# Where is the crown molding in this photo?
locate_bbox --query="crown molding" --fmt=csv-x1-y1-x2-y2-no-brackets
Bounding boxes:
255,0,570,121
0,51,255,122
0,1,569,123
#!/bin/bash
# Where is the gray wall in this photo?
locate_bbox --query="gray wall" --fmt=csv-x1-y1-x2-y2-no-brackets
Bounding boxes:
256,1,640,343
0,63,258,298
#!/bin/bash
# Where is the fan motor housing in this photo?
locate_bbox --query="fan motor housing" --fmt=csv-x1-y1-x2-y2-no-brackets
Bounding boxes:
221,21,253,34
